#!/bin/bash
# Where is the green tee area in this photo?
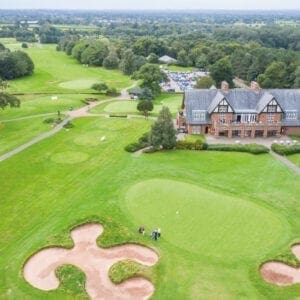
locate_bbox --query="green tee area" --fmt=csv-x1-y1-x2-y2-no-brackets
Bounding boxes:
90,93,183,117
1,38,132,94
0,116,300,299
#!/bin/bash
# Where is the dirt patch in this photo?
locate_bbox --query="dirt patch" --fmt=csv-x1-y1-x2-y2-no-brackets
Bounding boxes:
24,223,158,300
260,244,300,286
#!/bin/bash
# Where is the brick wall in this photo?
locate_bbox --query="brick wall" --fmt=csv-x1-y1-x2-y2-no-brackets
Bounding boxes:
258,113,282,123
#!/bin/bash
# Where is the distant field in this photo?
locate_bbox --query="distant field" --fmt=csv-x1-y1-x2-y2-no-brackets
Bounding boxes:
0,39,132,94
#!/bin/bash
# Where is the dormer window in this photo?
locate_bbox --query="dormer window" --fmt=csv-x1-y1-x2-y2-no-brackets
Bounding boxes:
285,111,298,120
192,110,206,121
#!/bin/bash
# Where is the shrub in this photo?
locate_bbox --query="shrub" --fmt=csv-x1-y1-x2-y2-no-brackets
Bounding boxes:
271,143,300,156
176,140,195,150
43,117,55,124
106,88,120,96
124,142,143,153
207,143,269,154
43,117,62,125
63,121,74,129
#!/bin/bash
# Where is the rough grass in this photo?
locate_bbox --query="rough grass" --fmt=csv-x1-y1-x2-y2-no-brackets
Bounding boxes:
0,117,300,299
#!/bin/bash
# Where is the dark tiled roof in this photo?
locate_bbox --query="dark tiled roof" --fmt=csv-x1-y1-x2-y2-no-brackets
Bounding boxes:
184,89,300,126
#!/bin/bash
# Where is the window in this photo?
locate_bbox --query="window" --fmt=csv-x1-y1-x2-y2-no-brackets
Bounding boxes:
285,112,298,120
267,105,277,113
240,114,257,123
267,113,275,123
192,110,206,121
192,126,201,134
219,113,226,123
218,105,228,113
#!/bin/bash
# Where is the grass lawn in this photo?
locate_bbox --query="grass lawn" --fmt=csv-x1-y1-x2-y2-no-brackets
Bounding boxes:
165,65,198,72
0,117,300,299
287,154,300,167
90,93,183,117
0,39,132,94
0,117,52,155
0,94,110,121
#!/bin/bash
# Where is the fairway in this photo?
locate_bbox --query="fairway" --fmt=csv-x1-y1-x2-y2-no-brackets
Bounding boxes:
0,39,132,94
125,179,286,259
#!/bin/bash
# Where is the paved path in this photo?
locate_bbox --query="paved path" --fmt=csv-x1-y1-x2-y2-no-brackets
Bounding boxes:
0,118,72,163
0,84,136,163
270,151,300,175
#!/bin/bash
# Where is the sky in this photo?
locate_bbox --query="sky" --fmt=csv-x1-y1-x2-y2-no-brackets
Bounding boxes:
1,0,300,10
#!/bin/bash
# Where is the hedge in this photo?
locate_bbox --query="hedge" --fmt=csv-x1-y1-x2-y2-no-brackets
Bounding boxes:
271,143,300,156
206,143,269,154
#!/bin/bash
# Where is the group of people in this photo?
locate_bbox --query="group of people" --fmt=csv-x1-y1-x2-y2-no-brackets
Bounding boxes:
138,227,161,241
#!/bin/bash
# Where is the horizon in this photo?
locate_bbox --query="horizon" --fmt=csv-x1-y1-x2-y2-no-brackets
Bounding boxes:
1,0,300,11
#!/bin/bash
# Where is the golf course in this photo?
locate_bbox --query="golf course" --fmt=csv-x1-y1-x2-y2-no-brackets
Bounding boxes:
0,38,300,300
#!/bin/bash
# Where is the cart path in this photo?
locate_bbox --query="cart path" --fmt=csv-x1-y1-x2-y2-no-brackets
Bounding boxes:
0,117,72,163
0,85,136,163
270,150,300,175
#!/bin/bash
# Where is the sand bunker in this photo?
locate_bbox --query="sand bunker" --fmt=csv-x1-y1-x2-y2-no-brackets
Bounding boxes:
260,244,300,286
23,223,158,300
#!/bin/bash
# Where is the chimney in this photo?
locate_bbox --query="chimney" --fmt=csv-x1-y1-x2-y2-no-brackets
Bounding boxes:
221,81,229,91
250,81,260,91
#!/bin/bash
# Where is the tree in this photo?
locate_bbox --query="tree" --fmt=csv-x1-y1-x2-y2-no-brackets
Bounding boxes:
209,57,234,88
80,41,109,66
138,88,154,100
119,49,146,75
133,63,168,96
137,100,154,117
149,106,177,150
257,61,288,88
147,53,159,64
195,76,216,89
0,93,20,110
21,42,28,48
103,51,119,69
177,50,190,67
91,82,108,93
294,66,300,88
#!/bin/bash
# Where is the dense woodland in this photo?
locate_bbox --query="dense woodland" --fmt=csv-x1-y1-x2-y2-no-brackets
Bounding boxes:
0,10,299,88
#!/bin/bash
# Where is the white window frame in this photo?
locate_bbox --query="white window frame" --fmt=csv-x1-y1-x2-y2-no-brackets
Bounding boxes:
285,112,298,120
192,110,206,121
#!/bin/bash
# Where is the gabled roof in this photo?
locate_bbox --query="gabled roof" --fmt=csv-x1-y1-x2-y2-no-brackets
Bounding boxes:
184,88,300,125
207,91,225,113
159,55,177,63
255,92,274,113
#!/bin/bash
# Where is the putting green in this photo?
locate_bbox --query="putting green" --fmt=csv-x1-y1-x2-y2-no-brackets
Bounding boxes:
51,151,89,164
125,179,286,260
59,79,97,90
